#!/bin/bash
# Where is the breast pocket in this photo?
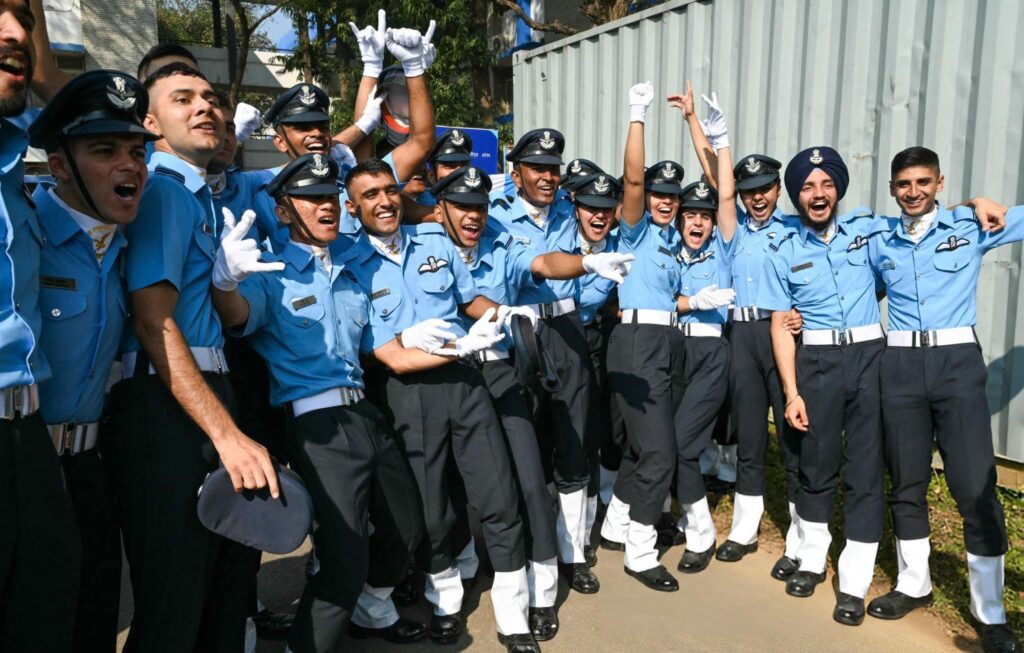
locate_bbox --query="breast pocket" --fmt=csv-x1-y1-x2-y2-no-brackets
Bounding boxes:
846,247,868,267
932,248,971,274
193,225,217,262
40,289,89,362
878,262,903,288
787,265,827,303
418,268,455,295
370,287,403,322
278,300,327,355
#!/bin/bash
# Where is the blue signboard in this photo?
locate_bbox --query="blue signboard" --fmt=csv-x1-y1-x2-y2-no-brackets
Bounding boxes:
436,125,501,174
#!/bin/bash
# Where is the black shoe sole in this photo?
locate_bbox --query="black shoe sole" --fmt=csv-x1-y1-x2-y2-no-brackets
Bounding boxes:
867,599,934,620
677,544,716,574
349,625,428,644
624,567,679,592
430,632,461,645
834,604,866,627
785,574,826,598
599,538,625,551
715,541,758,562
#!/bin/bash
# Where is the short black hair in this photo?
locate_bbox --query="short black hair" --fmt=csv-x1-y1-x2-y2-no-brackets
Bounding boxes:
143,62,208,90
137,44,198,80
345,158,397,191
214,92,234,112
891,147,941,178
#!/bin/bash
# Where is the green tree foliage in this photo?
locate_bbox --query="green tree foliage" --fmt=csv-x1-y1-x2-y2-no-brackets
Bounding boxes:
156,0,274,50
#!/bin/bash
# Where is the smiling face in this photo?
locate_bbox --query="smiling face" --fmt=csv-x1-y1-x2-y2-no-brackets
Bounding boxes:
797,168,839,227
437,200,486,246
276,194,340,245
680,209,714,250
208,105,237,174
890,165,943,218
647,190,681,227
273,121,330,159
0,0,35,117
145,73,224,167
739,181,781,222
576,202,613,242
49,134,148,225
512,162,560,206
346,171,402,237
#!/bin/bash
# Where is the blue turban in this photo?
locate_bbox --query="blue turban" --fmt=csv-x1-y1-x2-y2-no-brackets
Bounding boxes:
784,146,849,209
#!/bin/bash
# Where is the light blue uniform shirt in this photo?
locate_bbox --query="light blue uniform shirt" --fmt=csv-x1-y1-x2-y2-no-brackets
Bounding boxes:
237,240,394,405
34,188,127,423
214,166,286,247
759,207,886,331
730,208,800,308
870,203,1024,331
122,152,223,351
0,116,50,388
486,190,580,305
577,230,619,326
457,232,538,351
679,229,734,325
342,223,479,337
616,212,682,313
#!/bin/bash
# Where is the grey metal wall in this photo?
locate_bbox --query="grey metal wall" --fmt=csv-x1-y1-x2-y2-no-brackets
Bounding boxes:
513,0,1024,462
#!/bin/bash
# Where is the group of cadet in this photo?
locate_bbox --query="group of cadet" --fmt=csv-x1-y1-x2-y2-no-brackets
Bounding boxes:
0,2,1020,652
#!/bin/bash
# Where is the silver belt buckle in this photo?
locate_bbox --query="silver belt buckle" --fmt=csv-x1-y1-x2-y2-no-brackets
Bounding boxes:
670,313,678,327
914,330,937,348
50,423,74,456
538,303,555,319
833,329,850,346
213,348,228,373
742,307,756,321
2,385,38,420
340,387,361,405
1,387,13,420
475,350,487,364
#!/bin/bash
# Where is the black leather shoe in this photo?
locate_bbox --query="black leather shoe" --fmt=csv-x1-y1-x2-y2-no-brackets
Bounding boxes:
392,570,419,607
785,570,826,597
252,608,293,641
428,614,462,645
498,632,543,652
599,537,625,552
715,540,758,562
677,543,716,574
867,590,934,620
833,592,865,626
584,544,598,568
529,607,559,641
560,562,600,594
770,555,799,581
982,624,1022,653
625,564,679,592
349,617,428,644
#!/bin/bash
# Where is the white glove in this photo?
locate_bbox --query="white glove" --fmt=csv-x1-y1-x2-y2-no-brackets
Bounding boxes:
233,102,262,141
582,252,635,284
433,310,504,357
212,209,284,291
497,304,539,329
468,307,502,339
688,284,735,311
330,142,357,171
354,85,384,135
700,92,729,150
349,9,388,78
386,22,435,78
422,26,437,71
628,81,655,123
401,318,456,353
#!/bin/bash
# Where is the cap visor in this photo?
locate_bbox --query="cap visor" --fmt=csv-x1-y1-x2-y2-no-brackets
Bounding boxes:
645,182,683,195
679,199,718,211
735,172,780,191
284,182,341,196
518,154,563,165
437,191,489,205
65,120,158,143
278,111,330,125
434,153,472,164
575,194,618,208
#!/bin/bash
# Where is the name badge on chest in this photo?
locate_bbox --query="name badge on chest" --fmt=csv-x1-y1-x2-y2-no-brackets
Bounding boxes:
40,275,77,291
371,288,391,301
791,262,813,273
292,295,317,310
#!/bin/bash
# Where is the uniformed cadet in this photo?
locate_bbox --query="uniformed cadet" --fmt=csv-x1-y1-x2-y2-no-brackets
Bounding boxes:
100,62,279,652
561,157,604,191
0,3,80,650
27,69,155,653
603,82,688,591
672,83,805,576
418,127,473,206
433,165,632,641
487,127,601,594
865,147,1021,653
341,157,544,652
759,146,887,626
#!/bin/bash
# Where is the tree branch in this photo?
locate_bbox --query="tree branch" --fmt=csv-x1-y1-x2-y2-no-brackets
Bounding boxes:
249,0,297,31
489,0,579,35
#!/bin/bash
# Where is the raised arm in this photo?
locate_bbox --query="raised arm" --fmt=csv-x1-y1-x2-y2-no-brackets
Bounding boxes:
384,23,436,181
703,92,736,242
622,81,654,226
668,81,718,190
348,11,388,160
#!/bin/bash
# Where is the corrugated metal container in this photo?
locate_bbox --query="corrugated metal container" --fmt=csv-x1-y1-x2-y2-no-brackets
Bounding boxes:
513,0,1024,462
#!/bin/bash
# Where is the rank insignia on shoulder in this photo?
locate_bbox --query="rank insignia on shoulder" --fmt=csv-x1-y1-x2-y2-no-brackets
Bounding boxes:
791,261,813,273
767,231,777,239
936,236,970,252
40,275,77,290
370,287,390,300
847,235,869,251
292,295,317,310
417,256,449,274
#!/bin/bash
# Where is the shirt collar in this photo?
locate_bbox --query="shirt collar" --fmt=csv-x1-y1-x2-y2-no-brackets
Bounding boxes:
0,117,27,175
283,239,315,271
149,151,209,194
34,188,82,246
799,218,836,244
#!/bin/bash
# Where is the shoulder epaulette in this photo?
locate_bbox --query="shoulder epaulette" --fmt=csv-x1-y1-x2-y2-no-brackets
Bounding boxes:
490,195,512,211
153,165,186,184
839,206,874,222
768,231,796,252
491,231,514,249
408,222,446,236
951,205,978,222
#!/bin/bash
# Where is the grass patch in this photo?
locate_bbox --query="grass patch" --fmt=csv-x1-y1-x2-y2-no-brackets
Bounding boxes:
707,428,1023,638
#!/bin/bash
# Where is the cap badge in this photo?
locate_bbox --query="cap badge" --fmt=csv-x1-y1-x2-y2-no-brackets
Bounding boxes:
569,160,582,174
662,163,676,179
464,168,481,188
450,130,465,146
745,157,760,174
298,85,317,107
594,176,610,194
310,154,330,177
809,148,824,165
695,183,710,199
106,76,136,110
539,130,556,150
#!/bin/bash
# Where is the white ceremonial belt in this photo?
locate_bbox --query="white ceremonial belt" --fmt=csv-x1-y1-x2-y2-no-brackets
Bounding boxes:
802,323,884,346
731,306,772,322
292,387,365,418
527,297,577,319
621,309,678,327
679,322,723,337
122,347,229,377
475,348,510,363
887,327,977,348
0,384,40,420
48,422,99,456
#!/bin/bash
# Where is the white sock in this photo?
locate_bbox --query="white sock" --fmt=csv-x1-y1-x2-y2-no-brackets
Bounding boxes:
527,557,558,608
727,493,764,546
683,497,717,553
491,567,530,635
425,566,464,616
455,536,479,580
796,519,831,573
624,521,659,572
967,553,1007,625
351,584,399,629
784,502,802,560
894,538,932,598
837,540,879,598
600,493,630,543
556,489,588,563
599,466,617,505
585,494,598,542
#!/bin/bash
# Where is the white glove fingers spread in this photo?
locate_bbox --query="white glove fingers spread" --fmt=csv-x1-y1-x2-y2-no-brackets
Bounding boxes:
423,20,436,44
